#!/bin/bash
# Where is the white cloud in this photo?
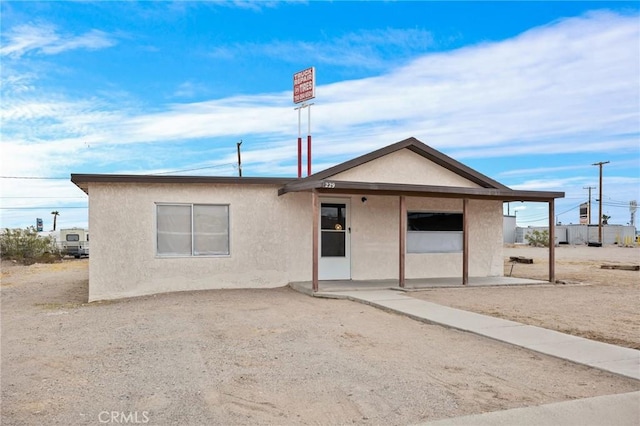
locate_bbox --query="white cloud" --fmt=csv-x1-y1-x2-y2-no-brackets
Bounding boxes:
4,11,637,161
1,10,639,228
0,24,116,58
210,27,434,69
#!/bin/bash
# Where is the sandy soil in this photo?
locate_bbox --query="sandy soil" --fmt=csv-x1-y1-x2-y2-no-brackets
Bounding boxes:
410,245,640,349
1,257,639,425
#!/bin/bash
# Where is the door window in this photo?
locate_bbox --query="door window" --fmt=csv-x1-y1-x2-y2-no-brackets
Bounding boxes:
321,203,346,257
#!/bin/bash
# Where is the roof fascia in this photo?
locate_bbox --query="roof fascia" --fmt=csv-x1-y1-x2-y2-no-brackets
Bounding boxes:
279,179,564,201
71,174,295,194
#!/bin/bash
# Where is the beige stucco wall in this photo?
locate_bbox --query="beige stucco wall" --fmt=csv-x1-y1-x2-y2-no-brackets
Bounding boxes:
88,180,503,300
347,196,503,280
87,147,507,300
330,149,482,188
88,183,311,301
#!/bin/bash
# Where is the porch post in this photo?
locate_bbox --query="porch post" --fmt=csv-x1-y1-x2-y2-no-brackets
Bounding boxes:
399,195,406,288
312,190,319,292
462,198,469,285
549,199,555,283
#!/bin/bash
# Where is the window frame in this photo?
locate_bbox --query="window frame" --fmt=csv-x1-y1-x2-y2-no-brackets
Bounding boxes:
407,211,464,254
155,203,230,258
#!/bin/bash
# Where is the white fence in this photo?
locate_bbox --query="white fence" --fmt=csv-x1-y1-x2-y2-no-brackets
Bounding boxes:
514,224,636,245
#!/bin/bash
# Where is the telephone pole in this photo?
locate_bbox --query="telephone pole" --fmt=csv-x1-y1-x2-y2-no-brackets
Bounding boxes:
583,186,595,225
592,161,609,244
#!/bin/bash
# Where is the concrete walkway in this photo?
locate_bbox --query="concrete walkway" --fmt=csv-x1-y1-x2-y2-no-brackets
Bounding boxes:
305,289,640,381
420,391,640,426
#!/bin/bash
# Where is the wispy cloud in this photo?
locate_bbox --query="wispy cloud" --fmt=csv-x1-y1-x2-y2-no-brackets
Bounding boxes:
0,23,116,58
498,159,640,178
2,11,638,181
172,81,211,99
209,28,434,69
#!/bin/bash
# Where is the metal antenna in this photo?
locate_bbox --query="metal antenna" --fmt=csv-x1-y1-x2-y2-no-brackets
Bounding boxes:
237,140,243,177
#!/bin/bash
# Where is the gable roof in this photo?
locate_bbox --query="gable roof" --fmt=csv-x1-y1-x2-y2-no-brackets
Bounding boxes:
278,137,564,201
307,137,509,190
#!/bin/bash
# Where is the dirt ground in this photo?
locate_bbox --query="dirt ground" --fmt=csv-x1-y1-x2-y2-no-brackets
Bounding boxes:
1,254,639,425
410,245,640,350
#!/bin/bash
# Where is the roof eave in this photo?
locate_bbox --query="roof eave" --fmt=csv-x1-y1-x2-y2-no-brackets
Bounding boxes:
279,179,564,201
71,173,296,195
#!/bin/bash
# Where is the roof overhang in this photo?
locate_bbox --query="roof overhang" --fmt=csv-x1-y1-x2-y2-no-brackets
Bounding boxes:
71,174,295,194
278,179,564,202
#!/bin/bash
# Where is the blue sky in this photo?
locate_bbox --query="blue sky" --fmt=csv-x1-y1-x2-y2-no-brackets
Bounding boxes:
1,1,639,231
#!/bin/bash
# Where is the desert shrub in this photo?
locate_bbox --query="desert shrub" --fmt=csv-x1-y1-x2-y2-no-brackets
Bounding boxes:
0,227,61,264
525,230,549,247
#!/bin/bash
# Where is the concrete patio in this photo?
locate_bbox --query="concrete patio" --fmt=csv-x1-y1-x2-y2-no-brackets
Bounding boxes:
289,276,548,297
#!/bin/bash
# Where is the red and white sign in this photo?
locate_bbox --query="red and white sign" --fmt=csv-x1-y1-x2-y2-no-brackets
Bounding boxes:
293,67,315,104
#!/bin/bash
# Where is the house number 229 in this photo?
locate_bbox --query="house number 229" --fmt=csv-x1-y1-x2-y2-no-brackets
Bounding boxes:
322,181,336,189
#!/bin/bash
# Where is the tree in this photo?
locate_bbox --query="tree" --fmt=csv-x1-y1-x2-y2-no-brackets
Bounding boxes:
602,214,611,225
51,211,60,231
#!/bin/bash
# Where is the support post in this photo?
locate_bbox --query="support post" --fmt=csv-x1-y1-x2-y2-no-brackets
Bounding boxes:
296,106,302,178
312,190,319,292
307,104,312,176
297,137,302,179
549,199,555,283
462,198,469,285
399,196,406,288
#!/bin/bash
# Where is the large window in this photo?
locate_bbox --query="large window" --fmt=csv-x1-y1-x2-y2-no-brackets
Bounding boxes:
156,204,229,256
407,212,463,253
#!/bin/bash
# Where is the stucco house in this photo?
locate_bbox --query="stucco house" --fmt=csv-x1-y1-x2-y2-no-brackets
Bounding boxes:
71,137,564,302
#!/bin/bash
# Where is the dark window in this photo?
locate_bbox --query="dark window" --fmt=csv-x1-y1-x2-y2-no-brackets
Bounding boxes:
407,212,463,253
322,232,346,257
66,234,80,242
321,204,346,230
408,212,463,232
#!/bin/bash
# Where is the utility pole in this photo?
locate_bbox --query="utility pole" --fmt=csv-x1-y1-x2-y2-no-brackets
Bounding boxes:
592,161,609,244
583,186,595,225
236,140,242,177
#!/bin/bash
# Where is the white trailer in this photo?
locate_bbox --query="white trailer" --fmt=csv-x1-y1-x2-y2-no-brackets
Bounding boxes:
60,228,89,258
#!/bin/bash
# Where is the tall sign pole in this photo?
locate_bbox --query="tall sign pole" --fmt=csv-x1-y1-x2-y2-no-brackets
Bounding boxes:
293,67,316,178
307,103,314,176
592,161,609,244
297,107,302,178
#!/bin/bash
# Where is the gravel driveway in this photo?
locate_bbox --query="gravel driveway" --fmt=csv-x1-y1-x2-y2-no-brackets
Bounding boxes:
1,259,638,425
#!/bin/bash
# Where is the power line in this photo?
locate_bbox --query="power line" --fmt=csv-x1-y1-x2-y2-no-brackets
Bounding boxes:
517,203,581,223
0,196,86,199
151,163,236,175
0,176,68,179
1,163,238,180
0,206,87,210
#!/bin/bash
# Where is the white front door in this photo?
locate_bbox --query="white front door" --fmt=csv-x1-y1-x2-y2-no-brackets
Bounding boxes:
319,199,351,280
